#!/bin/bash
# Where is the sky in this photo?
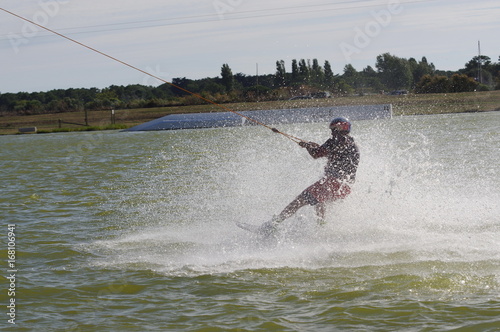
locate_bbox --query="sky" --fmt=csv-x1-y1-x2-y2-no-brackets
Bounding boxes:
1,0,499,93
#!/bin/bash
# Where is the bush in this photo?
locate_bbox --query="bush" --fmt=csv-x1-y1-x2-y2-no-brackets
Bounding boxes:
415,74,478,93
476,84,491,91
449,74,479,92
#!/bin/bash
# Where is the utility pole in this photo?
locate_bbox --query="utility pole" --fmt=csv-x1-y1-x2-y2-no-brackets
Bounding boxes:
256,63,259,101
477,40,482,84
256,63,259,86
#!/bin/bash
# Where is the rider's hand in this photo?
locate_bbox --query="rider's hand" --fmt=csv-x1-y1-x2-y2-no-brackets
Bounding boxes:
299,141,319,148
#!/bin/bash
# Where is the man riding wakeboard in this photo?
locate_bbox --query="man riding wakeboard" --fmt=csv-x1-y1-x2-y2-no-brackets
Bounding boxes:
259,117,360,234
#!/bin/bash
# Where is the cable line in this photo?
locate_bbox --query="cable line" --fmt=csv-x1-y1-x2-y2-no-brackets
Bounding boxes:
0,7,305,144
1,0,432,39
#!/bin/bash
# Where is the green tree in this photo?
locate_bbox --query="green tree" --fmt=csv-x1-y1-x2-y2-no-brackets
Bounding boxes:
415,74,449,93
463,55,491,73
204,81,226,95
332,78,354,95
291,59,299,84
0,93,17,113
171,77,192,96
47,97,83,112
311,58,324,85
298,59,310,84
95,90,120,109
411,57,435,86
275,60,287,87
221,63,234,92
14,100,44,114
461,55,496,87
375,53,413,90
342,64,359,91
233,73,256,88
324,60,335,87
361,65,384,93
495,57,500,89
449,74,479,92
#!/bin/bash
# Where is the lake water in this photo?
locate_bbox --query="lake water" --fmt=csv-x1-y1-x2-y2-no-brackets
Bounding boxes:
1,111,499,331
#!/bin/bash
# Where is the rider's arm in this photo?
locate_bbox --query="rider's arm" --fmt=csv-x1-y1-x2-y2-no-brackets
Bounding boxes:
299,141,327,159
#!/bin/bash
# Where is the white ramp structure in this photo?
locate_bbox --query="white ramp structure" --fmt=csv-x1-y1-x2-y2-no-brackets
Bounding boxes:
125,104,392,131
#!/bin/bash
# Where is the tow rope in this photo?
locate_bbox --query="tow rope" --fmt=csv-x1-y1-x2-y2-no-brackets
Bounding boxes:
1,7,305,144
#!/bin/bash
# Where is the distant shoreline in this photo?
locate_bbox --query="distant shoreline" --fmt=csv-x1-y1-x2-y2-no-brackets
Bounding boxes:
1,90,498,135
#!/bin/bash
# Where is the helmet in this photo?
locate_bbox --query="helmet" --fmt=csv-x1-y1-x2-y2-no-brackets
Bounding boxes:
329,117,351,134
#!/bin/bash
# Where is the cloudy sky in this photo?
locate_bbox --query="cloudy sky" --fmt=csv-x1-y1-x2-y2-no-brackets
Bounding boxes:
1,0,499,93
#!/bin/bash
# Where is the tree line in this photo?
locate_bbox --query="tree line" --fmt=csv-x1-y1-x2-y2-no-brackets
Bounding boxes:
1,52,499,116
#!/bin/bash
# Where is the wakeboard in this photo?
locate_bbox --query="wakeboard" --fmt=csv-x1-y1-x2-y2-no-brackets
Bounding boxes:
235,221,278,238
235,222,262,234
